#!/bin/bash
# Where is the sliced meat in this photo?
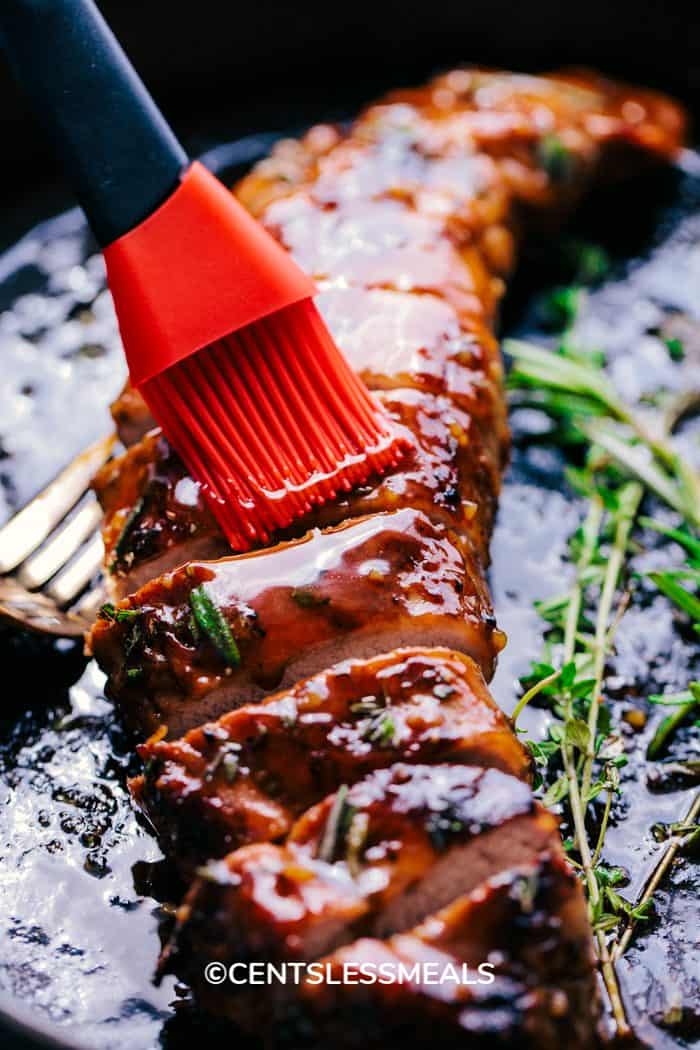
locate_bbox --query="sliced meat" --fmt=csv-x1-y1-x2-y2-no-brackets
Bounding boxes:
314,286,507,464
108,70,683,470
262,192,502,320
100,69,682,606
96,387,500,599
131,648,530,870
159,764,559,993
295,852,597,1050
93,431,227,598
93,430,227,596
88,509,504,737
92,67,685,1046
286,764,558,940
310,388,501,557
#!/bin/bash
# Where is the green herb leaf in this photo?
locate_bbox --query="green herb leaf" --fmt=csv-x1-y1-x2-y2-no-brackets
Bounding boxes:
664,337,684,361
537,134,574,182
189,586,241,667
648,571,700,622
318,785,353,864
647,694,700,759
111,495,147,570
99,603,142,623
537,285,582,331
291,588,330,609
542,775,569,807
640,517,700,566
565,718,591,753
565,240,611,285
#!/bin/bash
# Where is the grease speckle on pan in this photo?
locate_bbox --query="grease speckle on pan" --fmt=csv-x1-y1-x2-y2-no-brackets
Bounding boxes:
0,138,698,1049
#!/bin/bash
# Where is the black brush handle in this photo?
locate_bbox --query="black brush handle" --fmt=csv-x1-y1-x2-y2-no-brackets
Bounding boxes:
0,0,189,246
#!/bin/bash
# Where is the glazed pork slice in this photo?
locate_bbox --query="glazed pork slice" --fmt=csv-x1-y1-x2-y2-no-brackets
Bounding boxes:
314,286,507,463
285,764,559,940
131,648,530,870
99,69,683,592
158,764,560,1012
93,429,228,598
296,852,597,1050
95,387,500,599
88,508,504,737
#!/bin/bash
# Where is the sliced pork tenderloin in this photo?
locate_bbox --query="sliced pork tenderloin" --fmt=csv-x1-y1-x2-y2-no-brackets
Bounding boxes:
131,648,530,871
88,509,504,737
294,852,598,1050
157,763,560,1016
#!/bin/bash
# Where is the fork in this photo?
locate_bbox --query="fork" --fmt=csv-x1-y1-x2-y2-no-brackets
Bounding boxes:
0,434,115,637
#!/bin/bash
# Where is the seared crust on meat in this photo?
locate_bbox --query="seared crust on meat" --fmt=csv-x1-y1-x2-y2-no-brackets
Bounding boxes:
296,852,598,1050
93,430,227,597
131,648,530,870
88,509,504,737
91,67,685,1047
158,765,561,1017
96,387,500,599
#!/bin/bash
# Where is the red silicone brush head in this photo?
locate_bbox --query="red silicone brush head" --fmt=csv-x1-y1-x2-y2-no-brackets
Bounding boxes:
140,299,409,549
103,162,409,549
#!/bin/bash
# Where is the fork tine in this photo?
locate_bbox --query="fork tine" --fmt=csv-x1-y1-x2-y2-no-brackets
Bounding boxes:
45,532,104,606
18,498,104,590
72,581,107,621
0,575,90,637
0,434,114,573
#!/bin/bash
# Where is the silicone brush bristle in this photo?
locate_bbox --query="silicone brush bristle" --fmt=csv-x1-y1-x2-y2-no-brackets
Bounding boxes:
140,299,410,550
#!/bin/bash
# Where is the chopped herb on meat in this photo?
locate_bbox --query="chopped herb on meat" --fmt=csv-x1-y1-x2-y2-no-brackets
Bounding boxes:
110,495,147,572
318,785,355,863
291,588,330,609
99,603,142,624
189,586,241,667
537,133,574,181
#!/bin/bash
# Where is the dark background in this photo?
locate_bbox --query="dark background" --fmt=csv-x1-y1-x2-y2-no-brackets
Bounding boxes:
0,0,698,247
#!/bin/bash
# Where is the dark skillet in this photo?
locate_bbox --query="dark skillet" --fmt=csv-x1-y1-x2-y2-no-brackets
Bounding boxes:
0,3,698,1048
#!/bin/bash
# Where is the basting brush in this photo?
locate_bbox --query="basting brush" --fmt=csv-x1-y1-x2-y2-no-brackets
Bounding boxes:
0,0,408,550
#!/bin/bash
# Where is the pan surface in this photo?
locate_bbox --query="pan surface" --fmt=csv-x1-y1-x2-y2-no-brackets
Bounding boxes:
0,121,698,1050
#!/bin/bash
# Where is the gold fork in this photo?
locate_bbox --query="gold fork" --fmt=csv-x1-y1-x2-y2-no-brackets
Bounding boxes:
0,434,114,637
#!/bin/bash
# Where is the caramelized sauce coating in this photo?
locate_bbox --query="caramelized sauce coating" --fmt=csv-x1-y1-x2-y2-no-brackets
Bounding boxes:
96,386,501,599
88,69,687,1045
298,853,598,1050
132,648,530,870
159,765,560,1006
88,509,504,737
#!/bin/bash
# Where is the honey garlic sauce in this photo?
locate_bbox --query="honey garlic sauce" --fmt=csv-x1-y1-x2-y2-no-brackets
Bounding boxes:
90,508,504,727
132,648,530,870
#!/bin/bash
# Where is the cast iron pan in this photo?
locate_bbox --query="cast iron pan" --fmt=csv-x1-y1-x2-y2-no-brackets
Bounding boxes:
0,5,698,1048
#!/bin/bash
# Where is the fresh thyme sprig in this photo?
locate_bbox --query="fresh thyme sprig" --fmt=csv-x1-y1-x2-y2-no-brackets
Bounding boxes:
506,293,700,1036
